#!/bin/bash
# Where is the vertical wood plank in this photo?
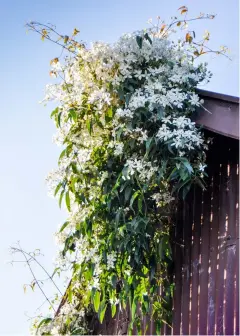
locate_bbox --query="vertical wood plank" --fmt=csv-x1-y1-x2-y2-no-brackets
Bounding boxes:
207,164,221,335
216,164,228,335
172,203,183,335
199,174,212,335
190,186,202,335
225,164,237,335
235,165,239,336
181,196,192,335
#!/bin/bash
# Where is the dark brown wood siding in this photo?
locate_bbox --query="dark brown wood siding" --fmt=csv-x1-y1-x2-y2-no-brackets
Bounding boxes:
96,132,239,335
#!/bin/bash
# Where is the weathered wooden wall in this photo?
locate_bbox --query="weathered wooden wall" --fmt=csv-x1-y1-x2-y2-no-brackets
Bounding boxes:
172,132,239,336
96,132,239,336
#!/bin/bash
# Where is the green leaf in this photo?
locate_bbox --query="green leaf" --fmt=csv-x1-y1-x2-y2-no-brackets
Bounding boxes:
124,186,132,202
58,149,66,164
136,36,143,49
182,183,191,200
71,162,79,174
145,137,153,156
65,191,71,211
143,294,150,313
54,182,62,197
138,196,143,213
57,112,62,127
66,144,73,157
169,167,178,181
131,296,137,321
179,168,188,181
149,255,156,281
37,318,52,331
98,301,107,323
59,221,69,233
115,210,122,225
105,107,113,122
111,303,117,317
50,107,59,118
69,108,77,121
125,93,132,105
156,320,162,335
111,274,117,288
167,143,175,154
183,161,193,174
68,287,73,303
86,119,92,134
130,190,140,209
93,291,100,312
59,190,64,208
51,267,60,278
157,106,165,120
144,33,152,44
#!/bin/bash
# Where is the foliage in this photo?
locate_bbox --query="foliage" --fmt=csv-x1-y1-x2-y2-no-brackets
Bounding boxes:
23,7,227,335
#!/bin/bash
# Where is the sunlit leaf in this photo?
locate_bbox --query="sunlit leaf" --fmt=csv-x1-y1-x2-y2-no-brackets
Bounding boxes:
73,28,80,36
59,221,69,233
65,191,71,211
93,291,100,312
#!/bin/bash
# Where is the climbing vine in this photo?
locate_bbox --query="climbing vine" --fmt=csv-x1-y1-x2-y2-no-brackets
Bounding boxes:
23,7,228,335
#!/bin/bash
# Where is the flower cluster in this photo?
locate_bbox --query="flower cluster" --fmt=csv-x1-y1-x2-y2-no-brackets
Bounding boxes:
156,116,205,153
34,26,210,335
124,157,158,182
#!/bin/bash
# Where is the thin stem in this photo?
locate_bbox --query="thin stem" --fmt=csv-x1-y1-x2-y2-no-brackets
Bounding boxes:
26,25,78,56
12,246,63,296
18,247,56,312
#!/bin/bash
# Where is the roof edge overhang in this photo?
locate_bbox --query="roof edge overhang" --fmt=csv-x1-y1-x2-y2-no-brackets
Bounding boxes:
194,89,239,140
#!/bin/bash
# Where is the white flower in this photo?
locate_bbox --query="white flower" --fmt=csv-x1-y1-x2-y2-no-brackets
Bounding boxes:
51,326,60,335
109,297,120,305
124,269,131,276
178,150,185,157
199,163,207,172
116,108,134,119
114,143,124,156
156,117,204,151
189,93,200,106
124,157,157,182
151,191,174,207
107,252,117,270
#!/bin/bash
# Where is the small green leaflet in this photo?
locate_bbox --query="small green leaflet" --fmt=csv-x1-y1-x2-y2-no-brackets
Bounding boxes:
57,112,62,127
86,119,92,134
136,36,143,49
93,291,100,312
59,190,64,208
111,303,116,317
59,221,69,233
130,190,140,209
98,301,107,323
58,148,66,164
124,186,132,202
50,107,59,118
144,33,152,44
182,160,193,173
131,296,138,321
69,108,77,122
54,182,62,197
65,191,71,211
37,318,52,331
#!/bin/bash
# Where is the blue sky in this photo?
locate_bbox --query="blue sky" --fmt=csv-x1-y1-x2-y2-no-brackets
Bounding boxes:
1,0,238,334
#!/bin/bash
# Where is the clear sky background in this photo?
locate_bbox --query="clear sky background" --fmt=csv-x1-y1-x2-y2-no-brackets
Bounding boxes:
1,0,238,334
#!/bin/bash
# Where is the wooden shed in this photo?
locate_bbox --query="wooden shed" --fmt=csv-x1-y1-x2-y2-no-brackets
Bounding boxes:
170,89,239,336
96,90,239,335
57,90,239,335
